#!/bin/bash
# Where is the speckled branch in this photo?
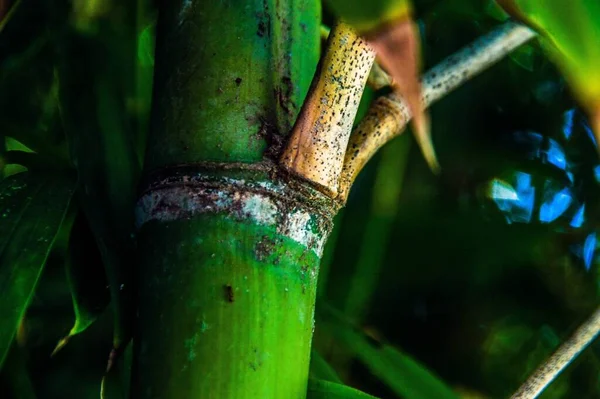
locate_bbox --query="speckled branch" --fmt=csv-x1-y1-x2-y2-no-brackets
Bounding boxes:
338,21,536,201
280,22,376,196
510,306,600,399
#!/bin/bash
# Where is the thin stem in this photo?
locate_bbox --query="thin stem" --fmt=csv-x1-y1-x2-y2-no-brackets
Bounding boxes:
510,305,600,399
338,21,536,201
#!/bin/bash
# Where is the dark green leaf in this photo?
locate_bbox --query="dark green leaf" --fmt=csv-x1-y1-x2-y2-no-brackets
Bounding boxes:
310,350,343,383
0,171,75,367
307,379,379,399
100,341,133,399
53,212,110,355
0,343,36,399
58,19,140,351
319,306,459,399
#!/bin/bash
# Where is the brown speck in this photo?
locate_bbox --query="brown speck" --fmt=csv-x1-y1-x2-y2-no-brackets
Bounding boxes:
257,22,266,37
235,77,242,86
224,285,234,302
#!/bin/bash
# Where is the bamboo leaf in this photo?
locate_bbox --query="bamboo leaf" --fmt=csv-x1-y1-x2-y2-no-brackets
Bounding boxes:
496,0,600,140
310,350,343,383
307,379,379,399
319,306,459,399
58,24,140,353
100,342,133,399
0,171,75,367
0,0,21,33
0,343,36,399
52,212,110,356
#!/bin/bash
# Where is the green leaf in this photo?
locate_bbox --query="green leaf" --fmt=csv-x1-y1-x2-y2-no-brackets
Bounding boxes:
310,350,343,383
0,47,67,159
307,379,379,399
319,306,459,399
0,0,22,34
52,212,110,355
496,0,600,135
58,23,140,352
100,341,133,399
0,343,36,399
0,171,75,367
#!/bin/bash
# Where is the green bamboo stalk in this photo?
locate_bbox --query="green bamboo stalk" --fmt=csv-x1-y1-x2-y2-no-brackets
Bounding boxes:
145,0,319,169
133,166,337,398
132,1,328,397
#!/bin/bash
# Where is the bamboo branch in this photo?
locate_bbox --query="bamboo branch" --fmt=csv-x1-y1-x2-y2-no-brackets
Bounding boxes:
280,22,376,196
322,23,394,92
338,21,536,201
510,305,600,399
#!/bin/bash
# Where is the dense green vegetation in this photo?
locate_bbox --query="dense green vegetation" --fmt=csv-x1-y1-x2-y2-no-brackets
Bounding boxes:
1,0,599,398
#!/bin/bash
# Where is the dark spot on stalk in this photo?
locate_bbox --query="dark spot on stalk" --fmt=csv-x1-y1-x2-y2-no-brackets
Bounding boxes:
235,77,242,86
257,21,267,37
224,284,234,302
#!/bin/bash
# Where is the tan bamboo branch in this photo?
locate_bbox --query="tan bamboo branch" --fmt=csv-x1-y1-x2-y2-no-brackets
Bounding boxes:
338,21,536,201
322,23,393,92
510,305,600,399
280,22,376,196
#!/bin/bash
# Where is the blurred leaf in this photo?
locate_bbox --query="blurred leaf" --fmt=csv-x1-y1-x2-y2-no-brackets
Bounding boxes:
100,341,133,399
0,45,68,160
319,305,459,399
0,0,20,33
58,21,140,353
53,212,110,356
132,10,156,162
509,43,535,72
310,350,343,383
496,0,600,138
345,135,410,324
5,137,34,153
0,171,75,367
0,343,36,399
308,379,379,399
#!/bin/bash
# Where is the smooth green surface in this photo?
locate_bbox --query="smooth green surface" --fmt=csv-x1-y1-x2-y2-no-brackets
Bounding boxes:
133,214,321,398
146,0,320,168
0,171,75,367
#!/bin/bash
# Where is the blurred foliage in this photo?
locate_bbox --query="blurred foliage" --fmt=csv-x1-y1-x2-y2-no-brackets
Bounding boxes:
496,0,600,136
1,0,600,398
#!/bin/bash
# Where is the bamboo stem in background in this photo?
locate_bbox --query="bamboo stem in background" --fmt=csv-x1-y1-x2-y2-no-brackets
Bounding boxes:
511,306,600,399
338,21,536,201
343,135,411,323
